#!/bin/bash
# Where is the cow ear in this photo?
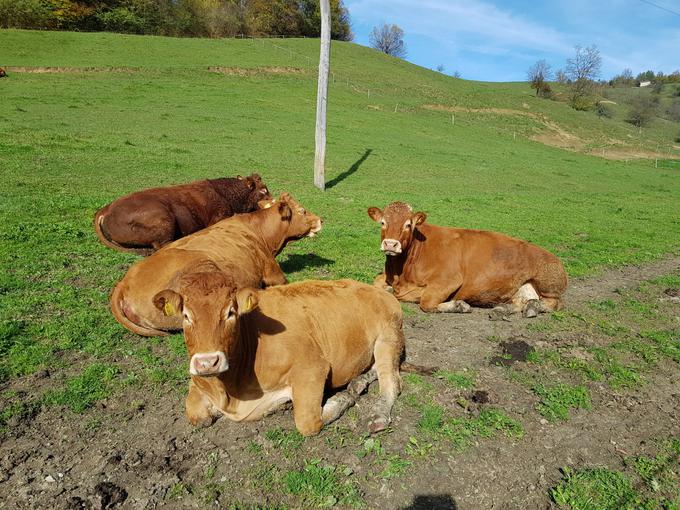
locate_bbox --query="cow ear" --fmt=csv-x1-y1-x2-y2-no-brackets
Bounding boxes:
278,201,292,221
153,290,182,316
413,212,427,225
235,288,259,315
258,198,275,209
367,207,383,222
236,175,244,180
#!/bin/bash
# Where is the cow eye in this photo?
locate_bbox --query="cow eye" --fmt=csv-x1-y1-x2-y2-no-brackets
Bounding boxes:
404,221,412,229
381,219,386,228
225,306,236,321
183,312,192,324
299,208,306,215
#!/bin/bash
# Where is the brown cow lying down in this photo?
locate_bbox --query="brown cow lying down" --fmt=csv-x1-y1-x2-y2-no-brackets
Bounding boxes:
0,68,6,78
153,278,403,436
94,173,271,255
367,201,567,319
110,193,322,336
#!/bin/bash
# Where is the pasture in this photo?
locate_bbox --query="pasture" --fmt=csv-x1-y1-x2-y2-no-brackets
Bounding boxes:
0,29,679,509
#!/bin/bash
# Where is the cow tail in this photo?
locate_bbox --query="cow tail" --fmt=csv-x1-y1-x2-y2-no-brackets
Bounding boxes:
109,282,169,337
93,206,152,256
399,361,438,376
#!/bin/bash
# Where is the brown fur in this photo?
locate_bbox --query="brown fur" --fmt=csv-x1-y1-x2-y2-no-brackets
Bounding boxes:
109,193,322,337
157,278,404,436
368,201,568,313
0,68,7,78
94,173,271,255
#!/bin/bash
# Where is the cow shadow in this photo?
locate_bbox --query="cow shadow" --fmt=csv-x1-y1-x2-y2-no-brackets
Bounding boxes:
326,148,372,189
400,495,458,509
280,253,334,274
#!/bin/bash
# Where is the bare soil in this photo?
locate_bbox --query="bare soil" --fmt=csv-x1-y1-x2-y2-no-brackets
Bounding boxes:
1,257,678,510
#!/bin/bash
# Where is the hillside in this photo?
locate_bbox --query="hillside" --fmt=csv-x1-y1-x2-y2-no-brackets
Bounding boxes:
1,29,679,510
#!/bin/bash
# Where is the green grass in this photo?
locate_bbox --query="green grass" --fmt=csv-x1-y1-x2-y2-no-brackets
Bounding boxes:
282,460,361,508
532,383,591,422
434,369,475,389
43,362,119,413
552,438,680,510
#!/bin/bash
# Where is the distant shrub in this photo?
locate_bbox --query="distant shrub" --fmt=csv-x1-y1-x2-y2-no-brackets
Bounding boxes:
675,132,680,143
97,7,147,34
0,0,50,29
570,94,595,111
626,96,658,128
666,100,680,122
595,102,613,119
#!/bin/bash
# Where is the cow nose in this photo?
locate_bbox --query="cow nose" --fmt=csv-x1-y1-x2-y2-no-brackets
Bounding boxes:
381,239,402,254
190,351,228,376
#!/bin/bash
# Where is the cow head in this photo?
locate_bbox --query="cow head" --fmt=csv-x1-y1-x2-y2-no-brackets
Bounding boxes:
276,193,323,239
152,272,258,377
367,202,426,256
242,173,271,200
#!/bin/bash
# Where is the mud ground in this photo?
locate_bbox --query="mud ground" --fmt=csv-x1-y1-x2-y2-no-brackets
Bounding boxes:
1,257,678,510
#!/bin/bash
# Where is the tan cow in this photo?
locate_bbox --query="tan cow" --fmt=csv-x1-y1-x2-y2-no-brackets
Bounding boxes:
110,193,322,336
367,201,567,318
153,277,404,436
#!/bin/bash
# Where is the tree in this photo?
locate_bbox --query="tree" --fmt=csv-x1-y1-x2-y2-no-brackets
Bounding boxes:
565,45,602,110
527,59,552,98
436,64,445,73
555,69,568,84
369,23,406,58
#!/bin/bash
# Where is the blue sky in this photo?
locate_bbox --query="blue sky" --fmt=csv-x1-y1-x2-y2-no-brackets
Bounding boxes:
345,0,680,82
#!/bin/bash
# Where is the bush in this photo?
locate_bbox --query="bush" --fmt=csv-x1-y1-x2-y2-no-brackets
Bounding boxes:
97,7,147,34
626,96,658,128
0,0,50,28
596,102,613,118
666,100,680,122
570,94,595,111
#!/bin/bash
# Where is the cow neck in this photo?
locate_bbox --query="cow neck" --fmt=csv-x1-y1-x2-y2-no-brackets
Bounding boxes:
243,208,289,257
220,311,260,396
208,178,240,198
385,227,424,279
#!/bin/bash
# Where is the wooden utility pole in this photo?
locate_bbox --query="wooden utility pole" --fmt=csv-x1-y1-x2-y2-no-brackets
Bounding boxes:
313,0,331,190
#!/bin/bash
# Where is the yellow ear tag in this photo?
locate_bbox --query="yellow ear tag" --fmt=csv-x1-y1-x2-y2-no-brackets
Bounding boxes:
263,202,272,209
163,302,175,316
245,296,253,312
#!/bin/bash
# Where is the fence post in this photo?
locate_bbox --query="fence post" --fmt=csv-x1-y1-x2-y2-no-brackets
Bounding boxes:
313,0,331,191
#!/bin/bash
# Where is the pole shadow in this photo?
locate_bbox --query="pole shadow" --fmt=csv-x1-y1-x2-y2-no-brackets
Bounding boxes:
326,148,373,189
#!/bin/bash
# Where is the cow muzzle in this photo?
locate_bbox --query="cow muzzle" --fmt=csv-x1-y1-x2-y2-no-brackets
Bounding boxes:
381,239,402,255
308,218,323,237
190,351,229,376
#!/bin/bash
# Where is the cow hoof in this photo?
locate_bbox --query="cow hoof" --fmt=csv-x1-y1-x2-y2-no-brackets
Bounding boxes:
188,414,217,428
489,306,511,322
523,299,540,318
368,415,390,434
456,301,472,313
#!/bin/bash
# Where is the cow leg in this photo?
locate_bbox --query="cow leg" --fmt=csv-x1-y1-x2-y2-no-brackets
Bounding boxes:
262,259,288,286
185,380,217,427
373,272,393,293
291,362,330,436
436,300,472,313
420,281,463,313
321,369,377,426
539,296,563,312
488,283,540,320
369,329,403,434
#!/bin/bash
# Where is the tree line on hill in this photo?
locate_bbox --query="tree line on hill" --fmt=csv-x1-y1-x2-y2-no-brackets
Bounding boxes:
0,0,352,40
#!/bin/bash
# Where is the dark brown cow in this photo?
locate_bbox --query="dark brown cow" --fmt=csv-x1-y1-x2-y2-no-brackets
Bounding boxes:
94,173,271,255
367,202,567,318
153,278,404,436
0,68,7,78
110,193,322,336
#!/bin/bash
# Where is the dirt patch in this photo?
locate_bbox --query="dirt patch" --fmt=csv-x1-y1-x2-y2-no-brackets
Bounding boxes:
6,66,309,76
0,256,679,509
6,66,141,74
207,66,308,76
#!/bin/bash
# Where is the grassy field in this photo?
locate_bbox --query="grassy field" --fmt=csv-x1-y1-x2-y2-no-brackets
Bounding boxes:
0,29,679,508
